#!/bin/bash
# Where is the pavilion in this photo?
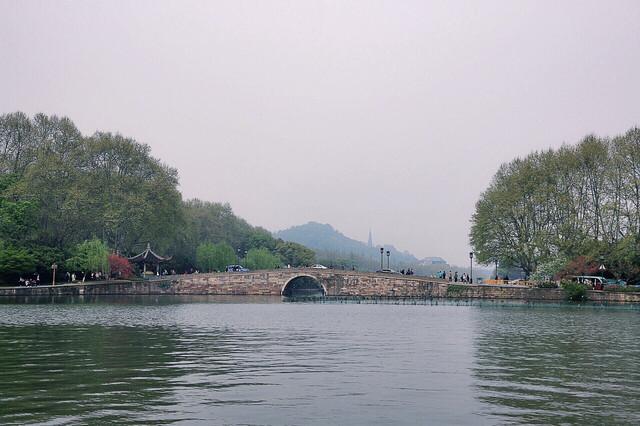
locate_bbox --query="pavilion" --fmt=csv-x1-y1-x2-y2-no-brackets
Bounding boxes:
128,243,172,275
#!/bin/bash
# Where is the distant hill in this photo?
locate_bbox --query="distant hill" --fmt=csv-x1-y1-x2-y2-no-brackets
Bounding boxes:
275,222,379,255
275,222,449,274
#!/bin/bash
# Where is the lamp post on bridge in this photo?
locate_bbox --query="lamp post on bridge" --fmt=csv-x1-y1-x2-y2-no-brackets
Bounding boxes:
386,250,390,270
469,252,474,284
380,247,384,271
237,248,247,266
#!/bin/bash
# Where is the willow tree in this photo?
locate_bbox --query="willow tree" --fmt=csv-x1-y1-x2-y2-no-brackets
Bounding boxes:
67,239,109,274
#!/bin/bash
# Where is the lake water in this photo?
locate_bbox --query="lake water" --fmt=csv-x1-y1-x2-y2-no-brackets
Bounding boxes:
1,296,639,425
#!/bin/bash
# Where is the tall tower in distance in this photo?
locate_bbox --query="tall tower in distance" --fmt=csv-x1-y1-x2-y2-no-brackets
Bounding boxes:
368,228,373,248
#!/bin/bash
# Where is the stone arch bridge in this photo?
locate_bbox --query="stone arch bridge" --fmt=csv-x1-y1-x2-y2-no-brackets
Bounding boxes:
170,268,451,298
5,268,640,303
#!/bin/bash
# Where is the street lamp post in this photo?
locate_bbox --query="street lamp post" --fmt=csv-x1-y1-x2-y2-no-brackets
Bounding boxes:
386,250,390,269
237,248,246,265
51,263,58,286
380,247,384,271
469,252,474,284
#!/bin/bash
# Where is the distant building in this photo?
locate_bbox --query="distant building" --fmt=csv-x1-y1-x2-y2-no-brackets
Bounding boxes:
419,257,448,265
367,228,373,248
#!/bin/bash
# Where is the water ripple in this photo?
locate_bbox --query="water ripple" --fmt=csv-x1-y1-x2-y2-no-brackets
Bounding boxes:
0,297,639,424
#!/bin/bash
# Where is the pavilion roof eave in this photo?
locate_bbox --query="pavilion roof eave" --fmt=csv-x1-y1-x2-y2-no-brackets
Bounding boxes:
128,244,171,264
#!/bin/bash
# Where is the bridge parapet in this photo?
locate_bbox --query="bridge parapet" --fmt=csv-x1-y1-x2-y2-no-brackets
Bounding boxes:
172,268,449,297
3,270,640,303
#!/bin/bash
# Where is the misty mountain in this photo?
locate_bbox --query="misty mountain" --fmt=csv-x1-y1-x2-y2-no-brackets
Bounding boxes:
274,222,448,272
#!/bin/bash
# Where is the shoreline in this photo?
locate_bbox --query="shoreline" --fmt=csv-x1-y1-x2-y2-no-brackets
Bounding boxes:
1,275,640,305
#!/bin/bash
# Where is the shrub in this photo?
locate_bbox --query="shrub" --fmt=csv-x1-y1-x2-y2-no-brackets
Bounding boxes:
108,254,133,279
561,281,588,302
536,282,559,289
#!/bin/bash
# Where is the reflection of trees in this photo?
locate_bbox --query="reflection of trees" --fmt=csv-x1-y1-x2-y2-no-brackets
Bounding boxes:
0,325,188,424
471,308,640,424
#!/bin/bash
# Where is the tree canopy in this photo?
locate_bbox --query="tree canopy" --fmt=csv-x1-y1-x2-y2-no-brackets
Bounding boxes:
0,112,315,284
244,248,281,270
471,127,640,282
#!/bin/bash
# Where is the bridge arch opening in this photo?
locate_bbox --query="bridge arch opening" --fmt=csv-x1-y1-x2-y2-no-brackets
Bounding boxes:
281,275,326,298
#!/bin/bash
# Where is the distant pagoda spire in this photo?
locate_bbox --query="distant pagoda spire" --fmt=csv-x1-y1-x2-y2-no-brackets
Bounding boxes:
368,228,373,248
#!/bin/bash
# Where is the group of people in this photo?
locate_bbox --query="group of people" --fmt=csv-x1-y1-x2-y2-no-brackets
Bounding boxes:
64,271,107,283
18,273,40,286
436,270,472,283
400,268,415,275
18,271,110,286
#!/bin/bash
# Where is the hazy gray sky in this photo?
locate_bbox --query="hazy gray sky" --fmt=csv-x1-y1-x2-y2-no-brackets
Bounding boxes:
2,0,639,265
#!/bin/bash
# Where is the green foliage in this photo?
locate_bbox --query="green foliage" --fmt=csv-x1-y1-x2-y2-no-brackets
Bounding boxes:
275,240,315,266
29,245,64,273
315,255,352,270
180,200,252,251
561,281,589,302
0,241,36,280
530,257,568,282
0,175,37,243
607,236,640,284
195,242,218,272
67,239,109,273
244,248,281,271
471,127,640,281
0,112,37,175
213,242,237,271
536,282,559,289
0,172,61,282
0,112,318,280
249,228,277,251
171,200,284,271
1,113,183,254
196,242,236,272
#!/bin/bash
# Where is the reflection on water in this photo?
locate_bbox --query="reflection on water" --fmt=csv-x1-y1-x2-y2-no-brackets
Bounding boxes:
1,326,184,424
0,296,639,424
473,307,640,424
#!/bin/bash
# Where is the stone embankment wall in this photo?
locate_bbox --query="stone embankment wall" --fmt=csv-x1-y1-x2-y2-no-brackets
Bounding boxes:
1,269,640,304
